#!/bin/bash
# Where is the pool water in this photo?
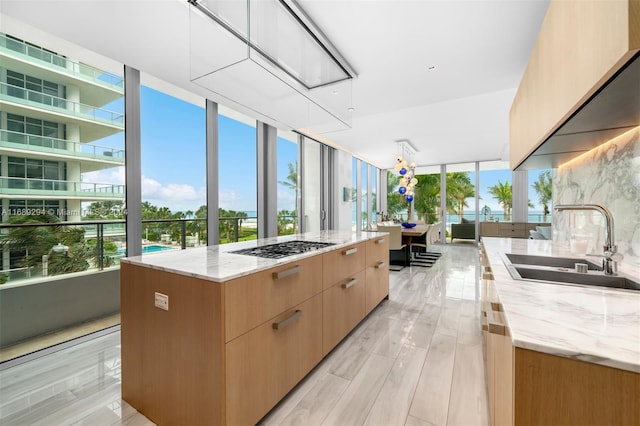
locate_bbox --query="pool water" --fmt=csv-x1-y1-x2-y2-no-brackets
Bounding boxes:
117,245,176,255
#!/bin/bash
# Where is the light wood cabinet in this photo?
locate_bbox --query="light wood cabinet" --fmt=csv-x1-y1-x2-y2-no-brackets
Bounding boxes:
322,241,366,290
510,0,640,168
225,254,323,342
322,269,366,355
226,294,323,426
365,236,390,315
480,222,547,239
481,248,639,425
121,236,390,426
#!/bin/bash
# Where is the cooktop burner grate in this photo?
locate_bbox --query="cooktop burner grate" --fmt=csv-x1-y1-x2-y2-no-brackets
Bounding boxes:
230,240,335,259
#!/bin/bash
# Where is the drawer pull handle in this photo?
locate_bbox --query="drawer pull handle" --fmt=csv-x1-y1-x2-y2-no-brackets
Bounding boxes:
375,238,385,244
375,261,386,269
272,310,302,330
343,247,358,256
485,302,506,336
342,278,358,289
272,265,302,280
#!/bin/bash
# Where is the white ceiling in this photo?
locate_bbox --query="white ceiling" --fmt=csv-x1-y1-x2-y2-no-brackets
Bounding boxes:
0,0,550,169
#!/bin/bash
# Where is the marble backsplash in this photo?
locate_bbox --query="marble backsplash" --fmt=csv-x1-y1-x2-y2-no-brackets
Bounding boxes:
553,127,640,267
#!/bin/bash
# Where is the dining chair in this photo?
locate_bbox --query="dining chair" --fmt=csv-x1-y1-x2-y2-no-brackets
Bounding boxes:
377,224,408,271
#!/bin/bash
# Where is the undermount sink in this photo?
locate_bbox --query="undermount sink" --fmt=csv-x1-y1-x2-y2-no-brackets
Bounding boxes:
502,253,639,292
504,253,603,271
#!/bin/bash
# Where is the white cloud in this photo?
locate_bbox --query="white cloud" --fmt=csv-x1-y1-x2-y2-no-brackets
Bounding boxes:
82,168,206,213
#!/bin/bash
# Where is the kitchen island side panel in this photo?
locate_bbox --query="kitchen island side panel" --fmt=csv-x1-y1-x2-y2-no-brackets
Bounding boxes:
121,263,225,426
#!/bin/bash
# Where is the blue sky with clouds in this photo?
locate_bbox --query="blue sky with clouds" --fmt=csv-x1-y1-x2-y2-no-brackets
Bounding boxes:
86,86,547,215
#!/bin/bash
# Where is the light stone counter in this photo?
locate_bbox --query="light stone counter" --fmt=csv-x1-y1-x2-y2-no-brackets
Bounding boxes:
482,237,640,373
120,230,383,283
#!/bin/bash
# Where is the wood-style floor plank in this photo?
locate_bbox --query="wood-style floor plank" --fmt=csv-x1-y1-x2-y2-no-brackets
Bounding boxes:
0,244,488,426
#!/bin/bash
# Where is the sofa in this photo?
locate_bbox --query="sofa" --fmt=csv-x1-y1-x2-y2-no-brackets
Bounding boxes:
451,219,475,242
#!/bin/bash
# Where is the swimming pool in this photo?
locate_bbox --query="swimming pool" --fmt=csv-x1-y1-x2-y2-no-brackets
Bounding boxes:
117,245,177,255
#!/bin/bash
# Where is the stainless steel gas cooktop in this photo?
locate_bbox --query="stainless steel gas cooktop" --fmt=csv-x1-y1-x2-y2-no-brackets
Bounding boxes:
230,240,335,259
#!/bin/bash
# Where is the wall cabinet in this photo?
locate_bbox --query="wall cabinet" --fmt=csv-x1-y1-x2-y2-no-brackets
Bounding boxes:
510,0,640,169
121,237,389,426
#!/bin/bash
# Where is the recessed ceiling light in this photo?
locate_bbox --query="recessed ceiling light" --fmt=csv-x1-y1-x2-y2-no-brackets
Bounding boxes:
427,65,437,71
331,89,339,95
348,107,355,112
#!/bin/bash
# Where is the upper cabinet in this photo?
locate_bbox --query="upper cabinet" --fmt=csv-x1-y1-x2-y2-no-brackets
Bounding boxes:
510,0,640,170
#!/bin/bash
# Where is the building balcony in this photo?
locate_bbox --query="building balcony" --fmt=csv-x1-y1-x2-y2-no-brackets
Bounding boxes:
0,177,124,201
0,82,124,142
0,33,124,106
0,130,124,172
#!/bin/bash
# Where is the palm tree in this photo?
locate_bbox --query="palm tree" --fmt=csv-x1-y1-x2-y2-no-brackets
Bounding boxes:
447,172,475,221
0,213,92,276
488,180,512,221
387,171,408,217
414,173,440,224
278,162,298,232
532,171,552,222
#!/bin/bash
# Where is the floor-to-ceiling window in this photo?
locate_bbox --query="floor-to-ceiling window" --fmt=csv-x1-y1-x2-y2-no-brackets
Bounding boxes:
0,32,125,362
277,130,298,235
361,160,368,230
370,166,378,225
479,161,513,223
139,83,205,252
352,157,358,230
412,165,441,225
302,136,322,233
528,168,553,223
218,106,257,243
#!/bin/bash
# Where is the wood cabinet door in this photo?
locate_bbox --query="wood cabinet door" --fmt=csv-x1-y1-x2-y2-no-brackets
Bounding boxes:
365,262,389,315
226,294,323,426
322,270,366,355
366,235,389,266
322,242,366,290
225,254,323,342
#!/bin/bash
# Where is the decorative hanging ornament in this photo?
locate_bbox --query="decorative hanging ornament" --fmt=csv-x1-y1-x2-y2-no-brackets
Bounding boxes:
405,195,414,202
398,186,407,195
410,178,418,185
410,162,416,169
399,167,407,176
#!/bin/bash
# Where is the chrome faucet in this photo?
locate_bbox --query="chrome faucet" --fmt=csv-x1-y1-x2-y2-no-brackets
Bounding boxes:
554,204,622,275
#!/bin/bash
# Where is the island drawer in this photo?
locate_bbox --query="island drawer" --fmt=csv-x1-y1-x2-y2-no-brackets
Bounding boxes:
366,235,390,266
225,293,323,426
322,269,366,355
322,242,366,290
365,260,389,315
225,254,323,342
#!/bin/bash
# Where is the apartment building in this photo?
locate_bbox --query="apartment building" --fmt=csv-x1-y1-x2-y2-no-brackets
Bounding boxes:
0,33,125,273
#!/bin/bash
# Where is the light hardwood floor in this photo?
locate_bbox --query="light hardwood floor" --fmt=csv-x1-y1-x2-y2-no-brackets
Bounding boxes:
0,244,488,426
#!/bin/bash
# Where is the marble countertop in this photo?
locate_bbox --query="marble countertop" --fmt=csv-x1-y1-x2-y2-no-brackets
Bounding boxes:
120,230,383,283
482,237,640,373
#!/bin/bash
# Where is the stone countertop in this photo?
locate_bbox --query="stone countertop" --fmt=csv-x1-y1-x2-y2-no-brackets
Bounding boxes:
120,230,384,283
482,237,640,373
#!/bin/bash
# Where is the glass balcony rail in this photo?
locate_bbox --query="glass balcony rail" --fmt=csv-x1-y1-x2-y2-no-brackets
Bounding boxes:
0,82,124,127
0,33,124,90
0,177,125,198
0,129,125,162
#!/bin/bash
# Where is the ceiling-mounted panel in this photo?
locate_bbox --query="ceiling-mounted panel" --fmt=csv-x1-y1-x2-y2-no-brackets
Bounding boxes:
188,0,352,133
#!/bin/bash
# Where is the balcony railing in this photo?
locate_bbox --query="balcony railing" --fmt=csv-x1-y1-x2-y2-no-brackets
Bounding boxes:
0,129,125,162
0,214,304,285
0,82,124,127
0,177,125,198
0,33,124,90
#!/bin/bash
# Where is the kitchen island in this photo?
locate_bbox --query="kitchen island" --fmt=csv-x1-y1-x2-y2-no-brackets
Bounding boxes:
120,230,389,426
480,237,639,425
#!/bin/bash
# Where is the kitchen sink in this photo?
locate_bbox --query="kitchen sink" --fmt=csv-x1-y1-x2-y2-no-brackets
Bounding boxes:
512,266,640,291
502,253,639,292
504,253,602,271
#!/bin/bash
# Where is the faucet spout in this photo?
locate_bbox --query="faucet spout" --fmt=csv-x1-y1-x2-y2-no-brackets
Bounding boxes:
554,204,618,275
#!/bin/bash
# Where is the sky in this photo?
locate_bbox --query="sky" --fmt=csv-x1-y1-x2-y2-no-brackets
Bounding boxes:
84,86,298,214
85,87,548,216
